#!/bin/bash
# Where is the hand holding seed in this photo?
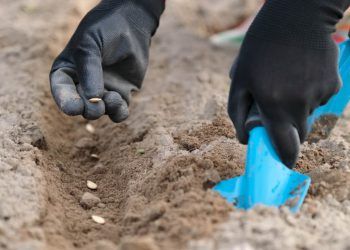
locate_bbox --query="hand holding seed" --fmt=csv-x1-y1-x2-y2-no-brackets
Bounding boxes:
50,73,130,122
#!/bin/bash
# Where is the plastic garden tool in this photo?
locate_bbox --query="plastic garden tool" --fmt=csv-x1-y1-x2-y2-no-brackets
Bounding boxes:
210,5,350,48
210,2,263,48
210,15,255,48
213,40,350,212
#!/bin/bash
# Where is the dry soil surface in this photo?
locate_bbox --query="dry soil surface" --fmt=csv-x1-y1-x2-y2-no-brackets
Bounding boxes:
1,1,350,250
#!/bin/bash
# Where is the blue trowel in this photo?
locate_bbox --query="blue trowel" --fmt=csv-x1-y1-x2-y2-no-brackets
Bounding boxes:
213,40,350,212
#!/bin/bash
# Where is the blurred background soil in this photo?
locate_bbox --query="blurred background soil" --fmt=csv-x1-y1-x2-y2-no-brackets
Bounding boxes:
1,0,350,250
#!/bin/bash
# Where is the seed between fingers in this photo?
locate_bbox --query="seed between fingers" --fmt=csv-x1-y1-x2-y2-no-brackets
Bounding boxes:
89,98,102,103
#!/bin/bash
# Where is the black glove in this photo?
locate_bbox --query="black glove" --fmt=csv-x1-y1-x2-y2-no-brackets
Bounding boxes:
228,0,350,167
50,0,165,122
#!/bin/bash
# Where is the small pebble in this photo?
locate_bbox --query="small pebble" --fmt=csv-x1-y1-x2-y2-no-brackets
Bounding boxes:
203,169,221,189
97,203,106,208
80,192,101,209
92,215,105,224
86,124,95,134
197,72,211,83
86,240,117,250
87,180,98,190
88,163,107,175
75,138,96,149
119,237,159,250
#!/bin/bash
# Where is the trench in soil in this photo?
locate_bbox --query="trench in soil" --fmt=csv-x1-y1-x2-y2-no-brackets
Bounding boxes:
37,3,247,249
34,1,350,250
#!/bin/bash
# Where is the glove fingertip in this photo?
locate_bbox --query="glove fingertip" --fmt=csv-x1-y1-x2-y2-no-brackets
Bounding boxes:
236,128,249,145
103,90,129,123
60,98,85,116
103,91,124,115
108,105,129,123
266,122,300,168
82,102,105,120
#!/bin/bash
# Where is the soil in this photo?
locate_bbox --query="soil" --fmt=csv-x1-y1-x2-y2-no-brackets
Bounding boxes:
308,115,339,143
1,1,350,250
173,0,262,36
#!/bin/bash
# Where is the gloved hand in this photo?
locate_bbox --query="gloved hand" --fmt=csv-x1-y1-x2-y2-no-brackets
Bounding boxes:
228,0,350,167
50,0,165,122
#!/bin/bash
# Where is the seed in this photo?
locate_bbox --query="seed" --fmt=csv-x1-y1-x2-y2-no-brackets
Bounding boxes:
137,149,145,155
91,154,99,160
87,180,97,190
86,124,95,134
89,98,102,103
91,215,105,224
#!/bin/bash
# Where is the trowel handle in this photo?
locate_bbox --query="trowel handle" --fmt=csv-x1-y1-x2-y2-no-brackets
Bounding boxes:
245,126,284,174
244,103,286,167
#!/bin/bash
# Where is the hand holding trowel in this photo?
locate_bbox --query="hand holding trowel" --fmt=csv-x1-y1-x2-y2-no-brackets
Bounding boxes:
214,40,350,212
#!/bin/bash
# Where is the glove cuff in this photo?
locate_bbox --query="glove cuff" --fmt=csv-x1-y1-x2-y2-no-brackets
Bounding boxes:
247,0,350,49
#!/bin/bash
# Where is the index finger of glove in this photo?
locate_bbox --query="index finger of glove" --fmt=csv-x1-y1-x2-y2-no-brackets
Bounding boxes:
50,67,84,116
228,86,253,145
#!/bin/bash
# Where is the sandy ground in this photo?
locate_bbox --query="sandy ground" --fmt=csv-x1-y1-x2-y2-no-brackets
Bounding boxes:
1,0,350,250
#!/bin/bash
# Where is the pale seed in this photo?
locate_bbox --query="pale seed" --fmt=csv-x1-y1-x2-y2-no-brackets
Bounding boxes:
137,149,145,155
89,98,102,103
91,215,105,224
86,124,95,134
87,180,97,190
91,154,99,159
